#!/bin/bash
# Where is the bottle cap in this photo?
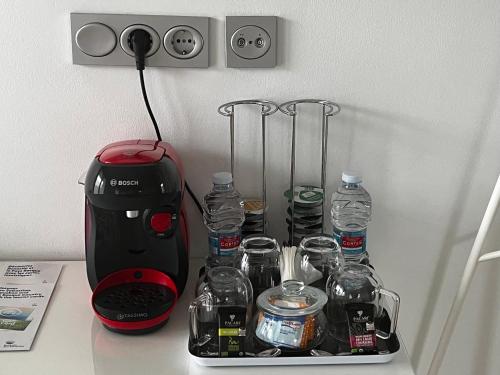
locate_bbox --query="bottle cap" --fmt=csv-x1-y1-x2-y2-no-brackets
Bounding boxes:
342,171,362,184
212,172,233,185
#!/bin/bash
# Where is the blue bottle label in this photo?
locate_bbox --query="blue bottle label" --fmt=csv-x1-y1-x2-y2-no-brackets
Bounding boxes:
208,230,241,256
333,229,367,256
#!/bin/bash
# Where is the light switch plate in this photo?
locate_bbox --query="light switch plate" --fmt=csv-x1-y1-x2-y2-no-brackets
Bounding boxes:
71,13,209,68
225,16,277,68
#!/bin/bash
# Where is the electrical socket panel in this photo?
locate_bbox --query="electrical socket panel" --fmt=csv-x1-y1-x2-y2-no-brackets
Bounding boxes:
71,13,209,68
225,16,277,68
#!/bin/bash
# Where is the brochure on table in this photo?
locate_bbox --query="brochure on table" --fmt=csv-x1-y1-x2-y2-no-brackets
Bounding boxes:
0,263,62,351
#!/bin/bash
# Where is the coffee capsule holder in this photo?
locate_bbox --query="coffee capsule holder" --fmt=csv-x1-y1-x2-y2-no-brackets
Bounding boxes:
279,99,341,246
217,100,279,236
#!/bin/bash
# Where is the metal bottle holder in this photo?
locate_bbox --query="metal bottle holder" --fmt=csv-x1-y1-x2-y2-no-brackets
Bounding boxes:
278,99,341,245
217,100,279,235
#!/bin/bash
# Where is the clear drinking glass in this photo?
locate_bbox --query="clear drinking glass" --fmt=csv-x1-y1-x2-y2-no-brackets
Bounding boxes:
235,235,281,303
189,267,253,357
297,234,343,290
195,255,233,297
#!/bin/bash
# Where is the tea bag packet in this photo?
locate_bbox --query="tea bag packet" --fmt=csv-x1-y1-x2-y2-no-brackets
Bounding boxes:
345,303,377,354
255,303,316,350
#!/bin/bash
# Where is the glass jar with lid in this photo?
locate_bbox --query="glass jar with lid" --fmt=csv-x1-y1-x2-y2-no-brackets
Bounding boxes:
254,280,328,351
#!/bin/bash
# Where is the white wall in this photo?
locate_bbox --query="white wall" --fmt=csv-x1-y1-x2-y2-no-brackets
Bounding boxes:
1,1,499,374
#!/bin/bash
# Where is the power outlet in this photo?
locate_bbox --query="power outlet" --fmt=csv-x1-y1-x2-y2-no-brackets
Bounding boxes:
226,16,277,68
71,13,209,68
164,26,204,59
120,24,161,58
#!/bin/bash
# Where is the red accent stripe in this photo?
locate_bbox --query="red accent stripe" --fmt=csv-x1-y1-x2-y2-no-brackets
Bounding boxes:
96,140,139,157
158,141,185,192
94,139,185,192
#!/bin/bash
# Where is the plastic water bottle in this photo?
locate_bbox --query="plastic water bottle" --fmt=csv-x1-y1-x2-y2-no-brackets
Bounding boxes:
330,172,372,264
203,172,245,267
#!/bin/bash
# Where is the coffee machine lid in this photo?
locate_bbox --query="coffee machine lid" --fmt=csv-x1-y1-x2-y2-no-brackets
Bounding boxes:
97,140,166,165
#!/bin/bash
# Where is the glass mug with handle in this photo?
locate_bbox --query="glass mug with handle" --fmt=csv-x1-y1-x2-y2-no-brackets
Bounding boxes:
297,234,344,290
235,235,281,304
189,266,253,357
326,264,400,345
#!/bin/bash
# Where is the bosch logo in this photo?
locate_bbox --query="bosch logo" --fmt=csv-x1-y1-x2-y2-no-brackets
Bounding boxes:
109,179,139,187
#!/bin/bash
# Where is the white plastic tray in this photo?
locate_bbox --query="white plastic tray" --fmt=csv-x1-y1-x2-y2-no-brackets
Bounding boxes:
190,263,400,367
189,350,398,366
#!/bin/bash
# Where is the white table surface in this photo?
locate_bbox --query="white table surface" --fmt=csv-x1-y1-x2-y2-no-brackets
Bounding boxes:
1,260,415,375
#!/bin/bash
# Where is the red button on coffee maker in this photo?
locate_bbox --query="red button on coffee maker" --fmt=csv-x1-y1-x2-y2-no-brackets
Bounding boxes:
150,212,172,233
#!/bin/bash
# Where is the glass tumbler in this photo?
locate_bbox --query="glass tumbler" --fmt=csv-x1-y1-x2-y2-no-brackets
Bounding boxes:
297,234,344,290
235,235,281,303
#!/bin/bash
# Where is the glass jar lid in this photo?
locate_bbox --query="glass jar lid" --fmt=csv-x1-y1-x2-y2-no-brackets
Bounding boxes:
256,280,327,317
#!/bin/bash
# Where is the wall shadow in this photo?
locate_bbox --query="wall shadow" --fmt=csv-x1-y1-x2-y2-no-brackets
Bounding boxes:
411,65,500,373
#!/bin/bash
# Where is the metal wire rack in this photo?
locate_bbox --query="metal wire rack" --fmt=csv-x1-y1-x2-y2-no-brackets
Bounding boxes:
218,100,279,234
278,99,341,245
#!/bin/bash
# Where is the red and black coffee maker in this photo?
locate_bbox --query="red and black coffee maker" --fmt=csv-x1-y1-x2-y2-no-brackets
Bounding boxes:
84,139,189,334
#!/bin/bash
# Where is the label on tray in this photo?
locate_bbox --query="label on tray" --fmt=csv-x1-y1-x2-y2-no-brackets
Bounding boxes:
345,303,377,354
218,306,246,357
208,230,241,257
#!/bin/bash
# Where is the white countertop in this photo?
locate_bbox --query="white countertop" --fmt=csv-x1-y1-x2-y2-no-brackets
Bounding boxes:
1,260,415,375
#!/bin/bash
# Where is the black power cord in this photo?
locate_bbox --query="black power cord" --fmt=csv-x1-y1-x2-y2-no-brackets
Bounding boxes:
185,180,204,214
130,29,203,215
139,70,162,142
